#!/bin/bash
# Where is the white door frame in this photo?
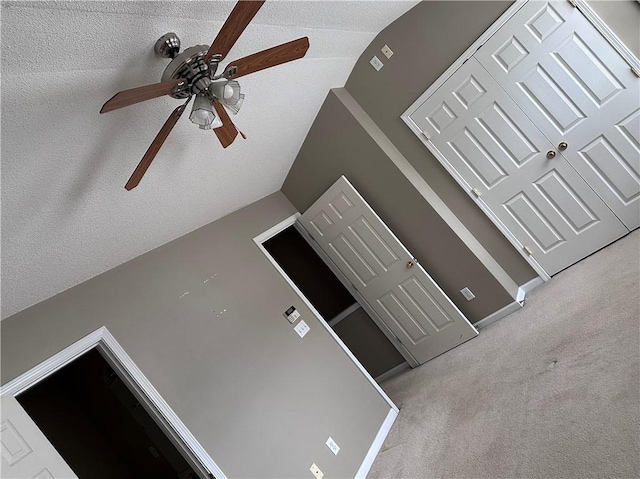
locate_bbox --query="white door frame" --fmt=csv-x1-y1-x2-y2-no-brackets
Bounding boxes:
401,0,640,280
0,326,225,479
254,214,411,394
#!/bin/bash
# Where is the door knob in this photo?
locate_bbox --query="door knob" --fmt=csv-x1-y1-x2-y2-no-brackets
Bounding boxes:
547,150,557,159
558,142,568,151
406,261,414,269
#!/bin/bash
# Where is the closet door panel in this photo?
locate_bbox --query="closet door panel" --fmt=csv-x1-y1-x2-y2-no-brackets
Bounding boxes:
476,0,640,229
410,57,627,275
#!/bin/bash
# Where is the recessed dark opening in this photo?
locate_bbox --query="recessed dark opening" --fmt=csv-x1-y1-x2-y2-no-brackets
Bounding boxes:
263,226,405,378
16,349,198,479
264,226,356,319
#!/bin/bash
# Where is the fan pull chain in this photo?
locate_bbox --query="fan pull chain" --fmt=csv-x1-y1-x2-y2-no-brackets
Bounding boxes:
232,122,247,140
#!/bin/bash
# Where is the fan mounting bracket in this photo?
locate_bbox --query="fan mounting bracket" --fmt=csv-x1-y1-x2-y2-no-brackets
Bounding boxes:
154,33,181,59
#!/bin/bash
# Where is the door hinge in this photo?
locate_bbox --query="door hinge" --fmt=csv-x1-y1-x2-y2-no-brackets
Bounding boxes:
472,188,482,198
421,131,431,141
523,245,533,256
567,0,577,7
631,66,640,78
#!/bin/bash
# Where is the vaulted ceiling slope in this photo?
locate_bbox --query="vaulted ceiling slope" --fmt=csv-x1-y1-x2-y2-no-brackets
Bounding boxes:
1,1,418,319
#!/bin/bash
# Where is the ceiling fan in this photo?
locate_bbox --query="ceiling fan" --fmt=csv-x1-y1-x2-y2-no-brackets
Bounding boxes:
100,0,309,190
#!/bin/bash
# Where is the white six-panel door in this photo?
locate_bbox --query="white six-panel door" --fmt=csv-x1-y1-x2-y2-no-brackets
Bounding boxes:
299,176,477,365
1,396,78,479
475,0,640,230
411,57,628,275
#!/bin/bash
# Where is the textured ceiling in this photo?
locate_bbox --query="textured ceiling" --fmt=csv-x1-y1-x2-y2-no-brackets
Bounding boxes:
1,1,418,319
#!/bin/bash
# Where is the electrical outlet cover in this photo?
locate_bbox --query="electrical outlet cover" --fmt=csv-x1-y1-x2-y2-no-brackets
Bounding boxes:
381,44,394,58
460,287,475,301
310,463,324,479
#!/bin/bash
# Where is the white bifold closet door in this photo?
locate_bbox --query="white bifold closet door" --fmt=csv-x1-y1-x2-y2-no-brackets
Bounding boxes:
475,0,640,230
299,176,477,365
1,396,78,479
411,57,627,276
409,0,638,275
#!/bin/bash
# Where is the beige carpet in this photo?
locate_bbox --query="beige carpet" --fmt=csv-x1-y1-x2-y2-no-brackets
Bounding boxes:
369,230,640,479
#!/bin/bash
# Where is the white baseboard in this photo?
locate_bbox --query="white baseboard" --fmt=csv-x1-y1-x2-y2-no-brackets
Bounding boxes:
474,300,523,330
375,362,410,383
475,276,545,330
355,408,398,479
516,276,545,303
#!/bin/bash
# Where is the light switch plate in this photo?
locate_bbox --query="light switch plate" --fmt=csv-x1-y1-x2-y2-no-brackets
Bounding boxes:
370,55,384,71
326,437,340,455
310,463,324,479
381,44,393,58
460,287,475,301
294,320,310,338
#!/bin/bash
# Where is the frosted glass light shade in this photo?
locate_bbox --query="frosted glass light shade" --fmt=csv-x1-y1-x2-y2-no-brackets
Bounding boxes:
211,81,243,114
189,95,222,129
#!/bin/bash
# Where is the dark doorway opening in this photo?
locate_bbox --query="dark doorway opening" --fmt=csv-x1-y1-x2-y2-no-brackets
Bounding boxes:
263,225,405,379
17,349,199,479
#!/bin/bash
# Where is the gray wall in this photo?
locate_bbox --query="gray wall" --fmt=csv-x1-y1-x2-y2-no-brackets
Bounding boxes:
282,90,514,322
282,1,532,328
1,192,391,479
333,308,405,378
341,0,639,285
588,0,640,57
342,0,536,287
282,0,640,322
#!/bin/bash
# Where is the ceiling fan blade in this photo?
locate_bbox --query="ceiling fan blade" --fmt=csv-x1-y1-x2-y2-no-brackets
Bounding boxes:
224,37,309,79
124,102,188,190
204,0,266,63
100,79,185,114
212,100,238,149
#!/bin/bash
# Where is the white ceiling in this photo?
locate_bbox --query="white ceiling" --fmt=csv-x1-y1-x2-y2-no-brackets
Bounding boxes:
1,0,418,319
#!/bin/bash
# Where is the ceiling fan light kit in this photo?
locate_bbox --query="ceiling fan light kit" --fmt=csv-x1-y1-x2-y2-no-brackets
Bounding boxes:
190,95,223,130
100,0,309,190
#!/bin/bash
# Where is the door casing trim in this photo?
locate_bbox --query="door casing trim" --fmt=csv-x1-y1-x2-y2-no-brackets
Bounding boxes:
0,326,225,479
355,408,398,479
254,213,408,399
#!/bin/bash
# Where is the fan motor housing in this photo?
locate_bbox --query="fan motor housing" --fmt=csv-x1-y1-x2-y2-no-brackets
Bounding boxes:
160,44,220,99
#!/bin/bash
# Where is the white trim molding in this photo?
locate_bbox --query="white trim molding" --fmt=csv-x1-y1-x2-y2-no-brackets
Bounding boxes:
401,1,526,106
0,327,225,479
517,277,545,304
473,300,523,330
328,303,362,328
0,329,104,398
573,0,640,74
374,362,411,384
474,275,545,329
355,408,398,479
